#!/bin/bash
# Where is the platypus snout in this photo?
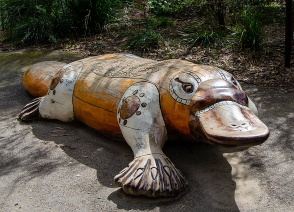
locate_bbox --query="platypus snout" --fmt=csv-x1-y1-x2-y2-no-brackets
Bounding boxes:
188,79,270,146
190,79,248,114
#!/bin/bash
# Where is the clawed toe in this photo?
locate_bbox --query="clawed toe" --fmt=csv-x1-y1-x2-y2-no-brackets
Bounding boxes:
114,154,188,197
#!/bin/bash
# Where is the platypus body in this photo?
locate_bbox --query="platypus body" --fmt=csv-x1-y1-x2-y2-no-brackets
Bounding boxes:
19,53,269,197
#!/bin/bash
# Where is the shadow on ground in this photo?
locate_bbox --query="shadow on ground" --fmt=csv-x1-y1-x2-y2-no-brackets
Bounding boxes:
27,117,239,211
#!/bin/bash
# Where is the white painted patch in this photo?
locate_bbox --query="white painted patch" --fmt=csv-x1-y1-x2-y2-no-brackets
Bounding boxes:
39,61,84,122
117,82,167,157
195,101,249,116
248,97,258,116
215,67,243,90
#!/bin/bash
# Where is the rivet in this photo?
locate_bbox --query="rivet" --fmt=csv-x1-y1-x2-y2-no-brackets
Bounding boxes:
119,118,121,123
141,103,147,107
133,90,138,95
136,111,141,115
123,120,127,125
53,90,56,95
139,93,145,97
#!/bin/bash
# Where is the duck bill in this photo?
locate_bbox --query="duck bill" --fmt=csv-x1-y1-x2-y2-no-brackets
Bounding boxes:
189,101,270,146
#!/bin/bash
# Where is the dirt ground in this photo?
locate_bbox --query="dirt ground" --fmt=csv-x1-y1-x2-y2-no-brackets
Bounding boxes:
0,50,293,212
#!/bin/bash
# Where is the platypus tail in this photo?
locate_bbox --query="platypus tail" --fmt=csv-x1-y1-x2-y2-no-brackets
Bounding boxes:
20,61,67,121
22,61,67,97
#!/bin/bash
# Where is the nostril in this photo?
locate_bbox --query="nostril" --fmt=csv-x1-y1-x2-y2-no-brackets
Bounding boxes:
230,123,249,130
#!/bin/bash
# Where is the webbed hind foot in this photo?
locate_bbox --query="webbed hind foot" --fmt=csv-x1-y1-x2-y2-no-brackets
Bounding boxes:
114,154,188,197
19,97,44,121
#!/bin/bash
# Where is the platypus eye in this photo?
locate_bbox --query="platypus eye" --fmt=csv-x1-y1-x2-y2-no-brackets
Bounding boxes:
174,78,194,93
182,83,194,93
169,73,199,105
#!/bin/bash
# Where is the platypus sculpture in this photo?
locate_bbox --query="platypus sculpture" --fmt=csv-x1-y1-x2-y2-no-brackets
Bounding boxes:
19,53,269,197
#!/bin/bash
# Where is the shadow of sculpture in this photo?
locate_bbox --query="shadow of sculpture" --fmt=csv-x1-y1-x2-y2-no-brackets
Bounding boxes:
27,116,239,211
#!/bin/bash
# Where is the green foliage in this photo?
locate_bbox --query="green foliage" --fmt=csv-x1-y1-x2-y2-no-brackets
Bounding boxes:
147,0,172,15
123,15,171,52
189,30,222,48
181,22,223,48
0,0,59,43
146,17,174,29
65,0,123,34
0,0,124,43
155,0,282,28
124,30,163,51
229,7,264,49
147,0,186,16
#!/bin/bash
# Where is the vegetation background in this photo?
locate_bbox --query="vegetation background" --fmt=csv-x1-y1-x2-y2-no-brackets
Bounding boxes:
0,0,293,91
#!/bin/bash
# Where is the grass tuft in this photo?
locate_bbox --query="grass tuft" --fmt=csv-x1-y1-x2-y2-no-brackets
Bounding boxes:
228,7,264,50
124,30,164,52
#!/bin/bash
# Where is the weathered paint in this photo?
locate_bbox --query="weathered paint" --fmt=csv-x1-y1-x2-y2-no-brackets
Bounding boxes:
20,54,270,198
117,82,167,153
73,73,139,138
196,101,268,145
114,82,188,197
39,61,83,122
22,61,66,97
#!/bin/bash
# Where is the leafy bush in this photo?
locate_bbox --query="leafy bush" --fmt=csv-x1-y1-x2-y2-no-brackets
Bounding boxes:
181,22,223,48
65,0,123,34
124,30,163,51
192,30,222,47
146,17,174,28
0,0,59,43
147,0,187,16
229,7,264,49
147,0,173,15
0,0,124,43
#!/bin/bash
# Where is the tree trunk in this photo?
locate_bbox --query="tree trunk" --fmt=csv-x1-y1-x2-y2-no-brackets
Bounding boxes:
217,0,225,28
285,0,292,67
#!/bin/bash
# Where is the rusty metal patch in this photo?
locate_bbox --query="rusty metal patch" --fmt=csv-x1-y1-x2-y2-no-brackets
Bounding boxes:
50,69,65,90
120,95,140,119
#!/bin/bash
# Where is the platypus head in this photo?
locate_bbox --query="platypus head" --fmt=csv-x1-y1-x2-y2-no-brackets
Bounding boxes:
163,65,269,147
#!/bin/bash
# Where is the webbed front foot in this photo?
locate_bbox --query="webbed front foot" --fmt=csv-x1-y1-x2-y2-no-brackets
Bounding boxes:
114,154,188,197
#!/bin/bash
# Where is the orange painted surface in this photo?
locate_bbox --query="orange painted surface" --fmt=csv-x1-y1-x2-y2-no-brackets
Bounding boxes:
22,55,209,139
161,95,191,135
159,85,191,136
157,63,195,136
96,54,125,60
23,68,54,97
22,62,66,97
73,72,138,137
